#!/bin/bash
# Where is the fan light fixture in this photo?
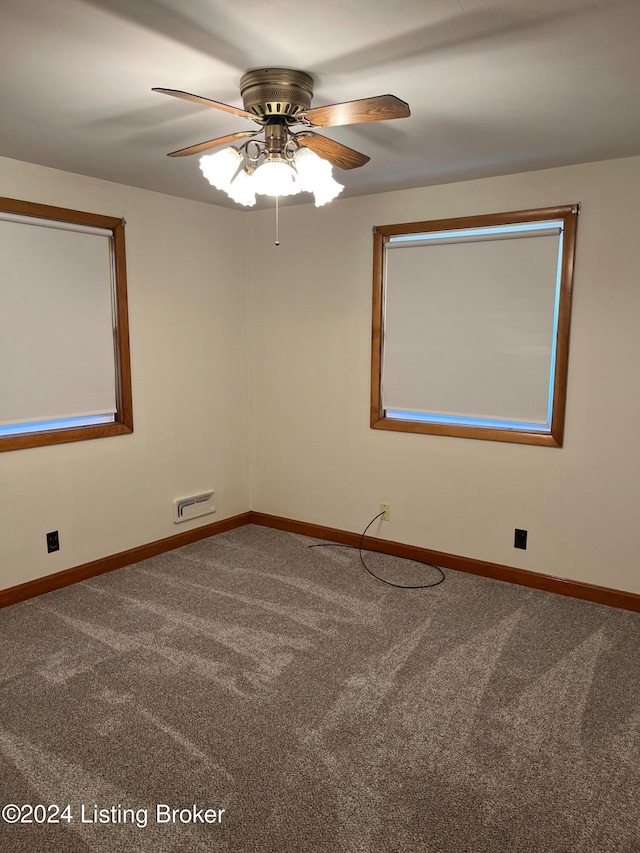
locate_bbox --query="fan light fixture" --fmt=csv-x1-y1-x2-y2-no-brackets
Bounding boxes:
154,67,410,218
199,144,344,207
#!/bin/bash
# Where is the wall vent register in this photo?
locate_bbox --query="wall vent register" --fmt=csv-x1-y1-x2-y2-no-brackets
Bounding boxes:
174,492,216,523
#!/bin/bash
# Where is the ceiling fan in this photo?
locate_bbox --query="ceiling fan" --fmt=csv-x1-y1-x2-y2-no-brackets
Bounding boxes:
153,68,410,206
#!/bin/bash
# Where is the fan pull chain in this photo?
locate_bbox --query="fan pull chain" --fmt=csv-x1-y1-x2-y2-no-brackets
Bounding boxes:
275,195,280,246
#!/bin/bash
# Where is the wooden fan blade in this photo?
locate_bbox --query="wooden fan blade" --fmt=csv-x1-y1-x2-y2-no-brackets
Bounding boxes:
296,133,370,170
304,94,410,127
168,131,258,158
152,87,255,120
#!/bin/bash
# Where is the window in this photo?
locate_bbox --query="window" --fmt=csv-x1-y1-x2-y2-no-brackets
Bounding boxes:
0,197,133,451
371,205,578,446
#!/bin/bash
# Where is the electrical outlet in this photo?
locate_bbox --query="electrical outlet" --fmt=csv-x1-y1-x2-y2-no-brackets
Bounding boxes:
514,528,527,550
380,503,391,521
46,530,60,553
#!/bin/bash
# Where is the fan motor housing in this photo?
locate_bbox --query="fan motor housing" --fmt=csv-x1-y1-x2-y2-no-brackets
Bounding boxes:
240,68,313,121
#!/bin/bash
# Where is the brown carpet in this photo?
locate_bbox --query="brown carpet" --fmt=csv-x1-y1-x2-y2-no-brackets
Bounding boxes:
0,524,639,852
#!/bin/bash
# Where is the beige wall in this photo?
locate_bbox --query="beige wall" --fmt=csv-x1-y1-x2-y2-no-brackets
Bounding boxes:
3,154,639,597
247,156,640,594
0,157,251,589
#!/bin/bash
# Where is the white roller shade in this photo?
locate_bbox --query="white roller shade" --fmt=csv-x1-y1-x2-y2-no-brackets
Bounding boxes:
0,214,117,426
382,226,563,425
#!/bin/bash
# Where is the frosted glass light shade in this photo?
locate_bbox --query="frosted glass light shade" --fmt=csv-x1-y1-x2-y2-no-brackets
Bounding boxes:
252,159,301,197
310,174,344,206
199,146,344,206
295,148,344,206
199,148,242,190
294,147,327,190
227,169,257,207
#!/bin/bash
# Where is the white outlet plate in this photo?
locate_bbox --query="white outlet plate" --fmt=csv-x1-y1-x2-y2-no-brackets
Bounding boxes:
380,503,391,521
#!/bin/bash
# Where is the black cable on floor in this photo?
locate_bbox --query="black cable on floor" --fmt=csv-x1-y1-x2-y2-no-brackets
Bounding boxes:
309,511,446,589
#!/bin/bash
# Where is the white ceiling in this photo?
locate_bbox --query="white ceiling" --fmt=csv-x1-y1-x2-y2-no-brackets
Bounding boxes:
2,0,639,211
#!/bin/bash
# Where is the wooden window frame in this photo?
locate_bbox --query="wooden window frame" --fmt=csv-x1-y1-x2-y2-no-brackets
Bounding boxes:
0,197,133,452
371,205,578,446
